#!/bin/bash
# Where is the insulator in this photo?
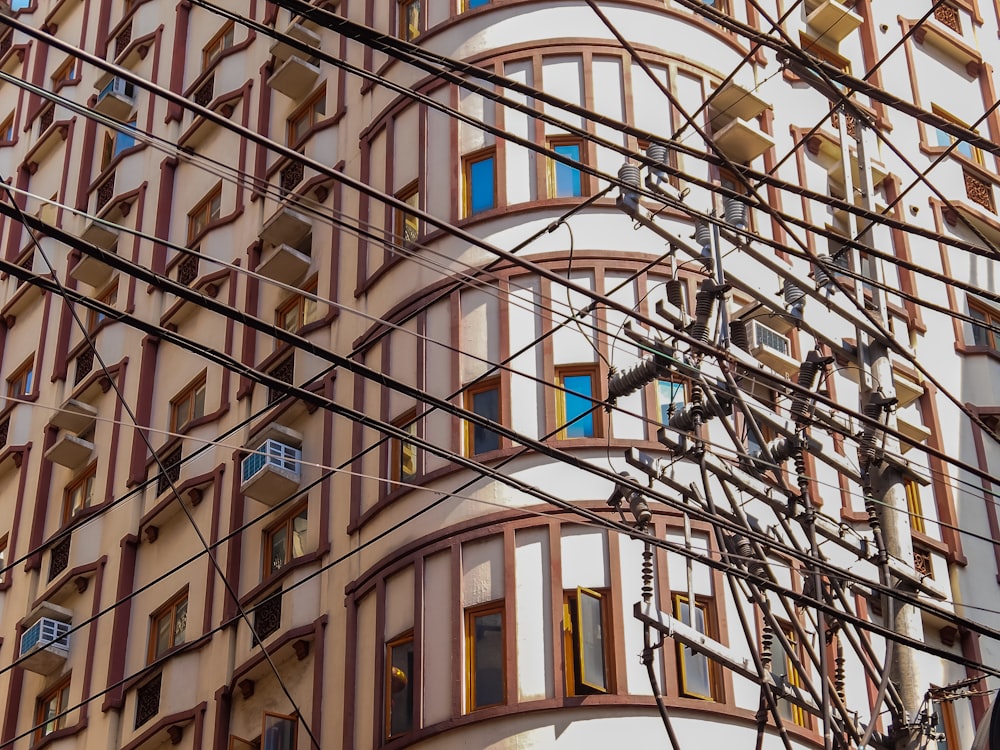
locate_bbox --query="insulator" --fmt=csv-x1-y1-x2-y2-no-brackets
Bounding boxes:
730,320,750,351
669,406,698,432
629,491,652,527
694,220,712,252
796,355,821,390
794,450,809,500
641,543,654,604
731,533,767,579
761,436,797,464
813,254,832,288
646,142,668,165
666,279,685,310
607,357,663,401
783,279,806,307
859,399,885,463
689,321,710,343
761,623,773,670
722,195,748,229
618,163,641,188
695,286,717,319
835,640,846,703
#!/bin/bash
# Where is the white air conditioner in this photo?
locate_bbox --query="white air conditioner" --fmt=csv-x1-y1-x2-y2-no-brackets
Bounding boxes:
94,77,136,120
750,320,798,374
20,615,71,675
241,437,302,506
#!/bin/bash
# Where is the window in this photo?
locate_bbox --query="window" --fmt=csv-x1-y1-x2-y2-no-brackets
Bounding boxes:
63,464,97,524
170,373,207,431
674,595,718,700
287,88,326,145
547,137,585,198
262,713,296,750
385,632,414,738
904,479,926,534
0,113,14,144
88,280,119,331
394,181,419,249
187,184,222,242
464,377,501,455
390,410,418,485
263,503,307,578
933,106,984,165
465,602,505,710
148,591,188,662
51,58,78,87
799,33,851,90
275,281,319,332
465,0,489,7
398,0,420,40
0,533,7,584
563,587,611,695
657,379,686,426
969,300,1000,349
462,148,496,216
6,357,33,398
10,0,29,10
769,623,808,727
35,677,71,740
555,364,600,439
202,21,235,69
101,120,138,170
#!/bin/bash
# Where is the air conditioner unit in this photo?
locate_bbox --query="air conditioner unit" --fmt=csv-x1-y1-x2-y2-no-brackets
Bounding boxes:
20,616,71,675
750,320,798,374
241,438,302,505
94,77,136,120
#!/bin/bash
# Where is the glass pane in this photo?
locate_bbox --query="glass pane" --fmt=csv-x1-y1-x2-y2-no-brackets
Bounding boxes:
471,387,500,453
403,0,420,39
173,599,187,646
577,589,607,691
193,386,206,420
678,601,712,699
468,0,490,6
935,128,951,149
262,714,296,750
561,373,595,438
956,141,975,160
155,613,171,658
472,611,504,707
400,422,417,480
970,307,993,347
388,639,414,736
270,526,288,574
552,143,582,197
657,380,685,425
468,156,495,214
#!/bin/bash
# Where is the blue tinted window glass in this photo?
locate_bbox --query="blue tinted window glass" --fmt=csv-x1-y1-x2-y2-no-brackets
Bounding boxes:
468,155,495,214
553,143,582,197
562,373,594,438
934,128,951,149
468,0,490,7
657,380,685,425
471,387,500,453
114,123,136,157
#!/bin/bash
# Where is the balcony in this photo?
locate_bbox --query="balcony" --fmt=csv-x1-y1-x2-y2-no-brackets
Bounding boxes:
806,0,862,44
712,117,774,164
45,432,96,470
259,205,311,249
709,80,770,122
241,425,303,506
94,76,136,120
258,242,311,286
20,604,72,676
51,399,98,434
267,22,321,100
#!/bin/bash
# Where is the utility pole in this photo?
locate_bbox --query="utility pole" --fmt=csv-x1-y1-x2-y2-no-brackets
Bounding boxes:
840,109,925,750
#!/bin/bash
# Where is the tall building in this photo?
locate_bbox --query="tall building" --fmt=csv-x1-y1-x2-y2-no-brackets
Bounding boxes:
0,0,998,749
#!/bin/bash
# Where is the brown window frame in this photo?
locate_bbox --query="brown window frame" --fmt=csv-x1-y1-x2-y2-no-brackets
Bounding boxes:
969,299,1000,350
286,86,326,146
148,589,189,663
546,135,588,199
394,180,420,249
202,21,235,70
390,409,418,486
465,600,506,711
275,278,319,332
461,146,497,217
51,57,78,89
673,593,721,701
63,463,98,525
187,184,222,243
931,104,984,166
170,372,207,432
555,363,602,439
563,586,614,696
463,376,502,455
35,675,72,740
0,112,14,144
769,620,810,728
262,501,308,579
398,0,420,40
0,532,7,585
87,278,119,331
385,630,415,739
6,356,34,398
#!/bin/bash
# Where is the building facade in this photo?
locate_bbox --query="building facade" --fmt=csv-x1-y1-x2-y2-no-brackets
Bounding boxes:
0,0,998,749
